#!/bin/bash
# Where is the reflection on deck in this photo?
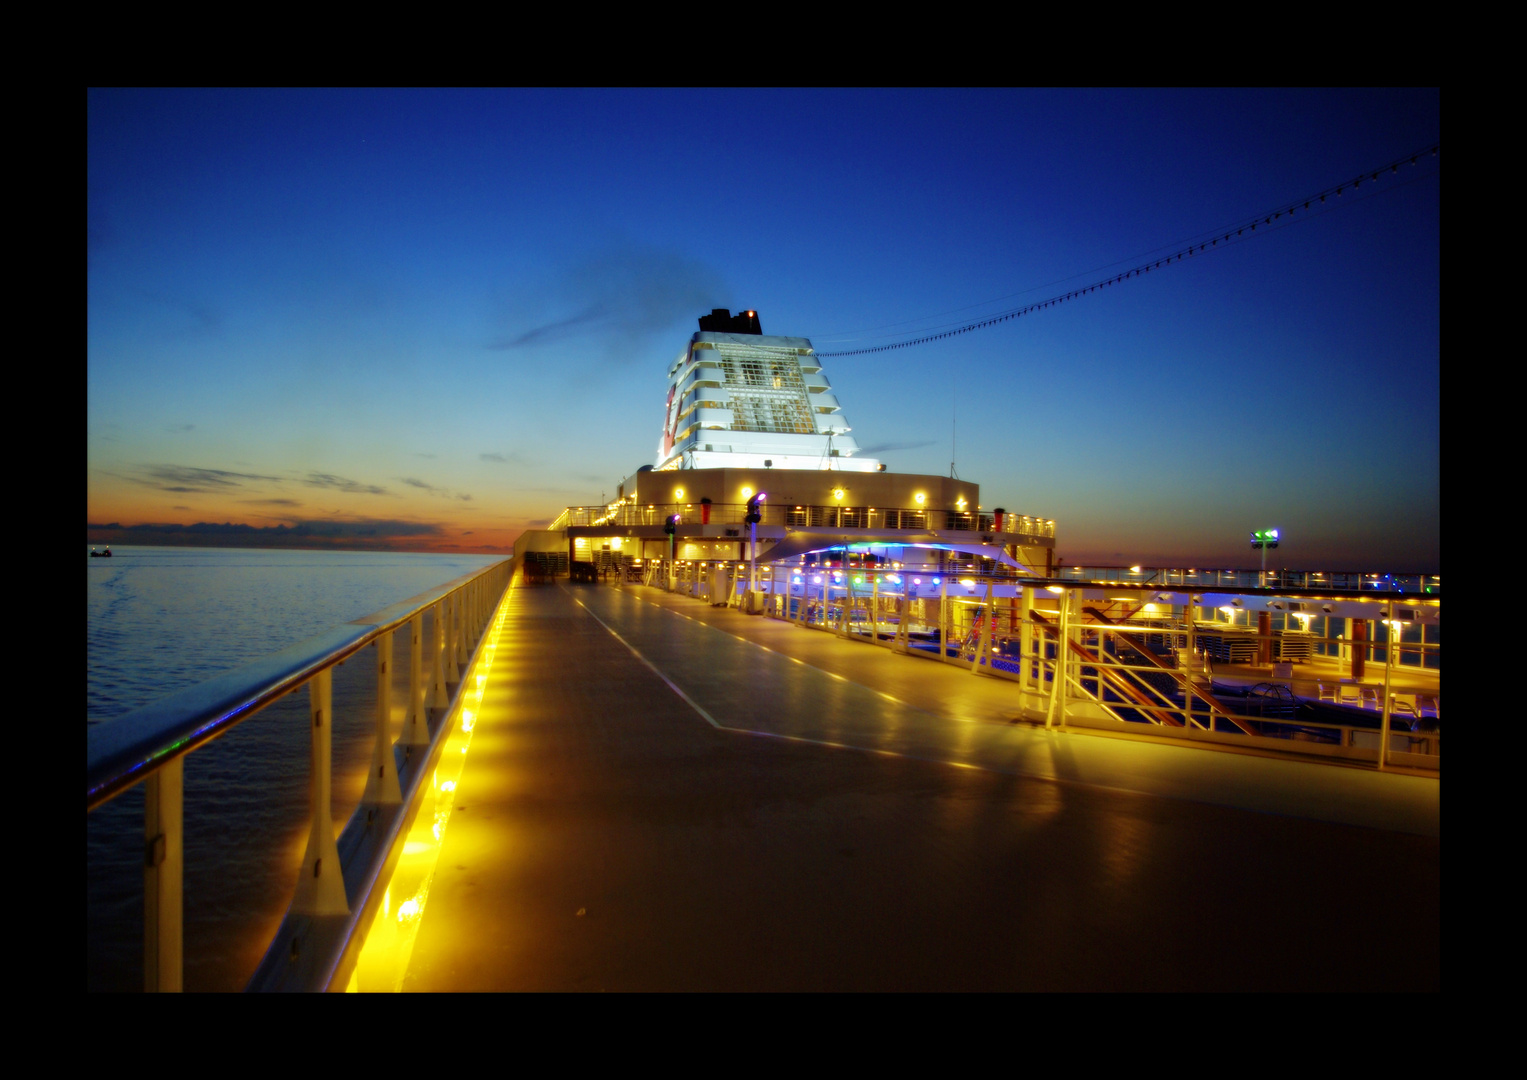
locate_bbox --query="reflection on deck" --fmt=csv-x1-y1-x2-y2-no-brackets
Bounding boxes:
354,578,1438,992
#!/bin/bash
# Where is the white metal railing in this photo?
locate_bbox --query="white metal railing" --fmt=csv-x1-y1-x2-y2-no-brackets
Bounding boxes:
558,501,1057,542
86,557,515,991
1054,566,1440,596
643,567,1439,771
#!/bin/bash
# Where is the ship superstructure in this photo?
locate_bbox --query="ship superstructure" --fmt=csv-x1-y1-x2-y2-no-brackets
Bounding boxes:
656,309,880,473
517,309,1057,582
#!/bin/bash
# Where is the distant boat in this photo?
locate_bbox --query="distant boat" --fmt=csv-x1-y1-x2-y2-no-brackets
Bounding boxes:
90,547,112,558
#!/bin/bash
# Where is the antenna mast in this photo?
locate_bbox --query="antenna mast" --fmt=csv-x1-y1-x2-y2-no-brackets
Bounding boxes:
949,401,959,479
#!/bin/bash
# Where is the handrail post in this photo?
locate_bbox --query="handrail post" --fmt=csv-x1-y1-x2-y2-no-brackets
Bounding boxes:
1019,585,1034,692
452,590,467,677
940,572,950,663
430,600,448,708
292,669,349,916
364,631,402,805
403,613,429,745
1378,600,1395,770
143,756,183,992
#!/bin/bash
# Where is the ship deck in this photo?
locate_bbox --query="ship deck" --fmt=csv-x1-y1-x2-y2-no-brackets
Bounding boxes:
358,580,1438,991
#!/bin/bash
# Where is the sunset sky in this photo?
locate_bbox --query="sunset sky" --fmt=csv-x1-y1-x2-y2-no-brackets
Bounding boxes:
87,89,1439,570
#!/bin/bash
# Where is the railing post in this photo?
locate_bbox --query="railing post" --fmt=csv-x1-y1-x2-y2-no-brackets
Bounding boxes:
940,572,950,663
891,574,903,650
1378,600,1395,771
430,600,448,708
1019,585,1034,691
1046,588,1069,730
364,631,403,805
143,756,183,992
404,613,429,745
970,581,994,674
292,668,349,916
452,589,467,676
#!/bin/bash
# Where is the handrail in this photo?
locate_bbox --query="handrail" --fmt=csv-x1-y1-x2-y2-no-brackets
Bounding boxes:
86,561,510,811
1053,566,1439,595
558,501,1058,540
87,556,514,992
739,570,1438,766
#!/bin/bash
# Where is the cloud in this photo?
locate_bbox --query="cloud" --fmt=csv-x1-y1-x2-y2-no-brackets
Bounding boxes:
129,464,283,493
286,518,443,538
240,498,303,506
490,305,603,350
488,246,727,355
415,453,438,459
166,424,195,434
303,472,388,495
857,440,937,454
480,453,508,463
91,518,444,540
399,477,471,501
133,290,224,335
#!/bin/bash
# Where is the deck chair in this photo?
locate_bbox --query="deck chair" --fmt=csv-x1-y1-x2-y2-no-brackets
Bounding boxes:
1337,683,1362,704
1415,694,1439,720
1317,682,1338,702
1359,687,1380,709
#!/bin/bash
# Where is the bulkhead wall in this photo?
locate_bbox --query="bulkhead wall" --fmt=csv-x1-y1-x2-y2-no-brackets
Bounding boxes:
627,468,980,513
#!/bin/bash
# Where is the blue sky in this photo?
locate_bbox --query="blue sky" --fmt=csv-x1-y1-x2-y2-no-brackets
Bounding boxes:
87,88,1439,569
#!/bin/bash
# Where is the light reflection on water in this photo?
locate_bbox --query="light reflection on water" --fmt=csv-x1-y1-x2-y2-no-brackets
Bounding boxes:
87,546,500,992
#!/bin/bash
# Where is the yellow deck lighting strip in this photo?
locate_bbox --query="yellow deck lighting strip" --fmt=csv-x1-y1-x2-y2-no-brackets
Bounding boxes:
347,594,511,991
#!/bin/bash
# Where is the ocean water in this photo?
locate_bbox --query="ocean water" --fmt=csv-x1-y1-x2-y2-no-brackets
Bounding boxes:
87,546,501,992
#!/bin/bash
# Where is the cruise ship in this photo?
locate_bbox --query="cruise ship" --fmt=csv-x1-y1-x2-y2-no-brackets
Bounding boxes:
88,308,1438,994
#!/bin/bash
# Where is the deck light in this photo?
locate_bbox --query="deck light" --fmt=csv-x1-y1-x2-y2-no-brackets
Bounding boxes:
674,488,685,500
914,493,926,505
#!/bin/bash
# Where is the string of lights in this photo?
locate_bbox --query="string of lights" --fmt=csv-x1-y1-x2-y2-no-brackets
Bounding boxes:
816,143,1439,358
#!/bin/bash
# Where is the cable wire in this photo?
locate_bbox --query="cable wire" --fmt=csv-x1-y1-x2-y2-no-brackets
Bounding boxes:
815,144,1439,358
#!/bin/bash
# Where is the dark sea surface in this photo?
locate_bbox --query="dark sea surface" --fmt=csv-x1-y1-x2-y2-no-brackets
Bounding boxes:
87,546,501,992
